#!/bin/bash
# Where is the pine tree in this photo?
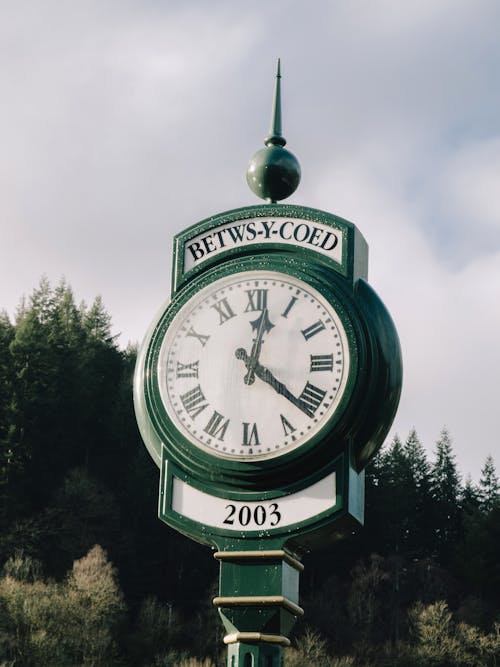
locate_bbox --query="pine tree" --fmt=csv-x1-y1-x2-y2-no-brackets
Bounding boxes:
7,298,58,517
431,427,462,563
404,428,431,489
82,295,114,344
373,434,409,552
462,475,481,510
478,455,499,513
403,429,434,556
365,434,421,556
0,311,15,527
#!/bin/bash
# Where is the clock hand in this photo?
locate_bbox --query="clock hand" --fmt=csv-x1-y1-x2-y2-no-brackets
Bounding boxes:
244,308,275,385
235,348,314,418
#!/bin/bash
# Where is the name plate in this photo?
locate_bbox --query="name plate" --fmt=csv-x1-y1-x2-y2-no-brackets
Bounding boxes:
168,472,337,533
182,217,343,274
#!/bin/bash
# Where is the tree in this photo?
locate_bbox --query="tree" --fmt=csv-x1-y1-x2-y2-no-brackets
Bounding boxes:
82,295,114,344
403,429,434,556
478,455,499,513
366,434,411,554
0,546,126,666
409,601,500,666
347,554,392,645
40,468,122,578
66,545,126,665
364,431,433,559
0,311,15,527
431,427,462,563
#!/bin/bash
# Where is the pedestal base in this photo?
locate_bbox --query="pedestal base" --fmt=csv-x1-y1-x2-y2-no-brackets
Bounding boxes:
226,639,284,667
213,549,302,667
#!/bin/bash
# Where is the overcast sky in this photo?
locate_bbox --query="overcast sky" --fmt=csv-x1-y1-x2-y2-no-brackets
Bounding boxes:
1,1,499,481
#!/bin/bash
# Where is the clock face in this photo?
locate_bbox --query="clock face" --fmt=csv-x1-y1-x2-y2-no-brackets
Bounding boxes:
156,270,350,460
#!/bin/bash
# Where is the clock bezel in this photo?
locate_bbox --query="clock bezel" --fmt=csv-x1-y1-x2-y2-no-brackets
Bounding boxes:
139,253,366,490
156,269,350,460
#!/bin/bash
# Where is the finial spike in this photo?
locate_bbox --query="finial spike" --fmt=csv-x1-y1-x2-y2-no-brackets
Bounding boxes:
266,58,286,147
246,59,301,202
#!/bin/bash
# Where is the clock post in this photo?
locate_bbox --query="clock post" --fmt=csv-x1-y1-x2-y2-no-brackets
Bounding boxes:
134,61,402,666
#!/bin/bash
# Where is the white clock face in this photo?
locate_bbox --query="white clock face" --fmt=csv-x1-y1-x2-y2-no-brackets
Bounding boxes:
157,270,350,460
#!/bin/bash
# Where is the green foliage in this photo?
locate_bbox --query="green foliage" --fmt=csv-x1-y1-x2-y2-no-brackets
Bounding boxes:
431,428,462,562
0,546,125,666
347,555,391,645
285,605,500,666
479,455,499,513
127,596,185,665
41,467,122,576
66,545,126,665
286,627,338,666
1,279,499,664
1,553,42,583
175,659,216,667
409,601,500,666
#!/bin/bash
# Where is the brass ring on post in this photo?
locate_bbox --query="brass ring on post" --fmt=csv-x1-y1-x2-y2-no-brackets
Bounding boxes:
213,549,304,572
213,595,304,617
223,632,291,647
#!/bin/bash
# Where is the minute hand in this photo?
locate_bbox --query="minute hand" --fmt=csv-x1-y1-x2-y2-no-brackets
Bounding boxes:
244,308,274,386
235,349,314,418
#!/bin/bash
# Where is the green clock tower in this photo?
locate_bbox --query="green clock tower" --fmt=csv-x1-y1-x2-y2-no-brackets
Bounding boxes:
134,60,402,667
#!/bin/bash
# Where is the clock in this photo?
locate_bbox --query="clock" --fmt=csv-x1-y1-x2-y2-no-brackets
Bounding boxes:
157,269,350,460
137,253,363,486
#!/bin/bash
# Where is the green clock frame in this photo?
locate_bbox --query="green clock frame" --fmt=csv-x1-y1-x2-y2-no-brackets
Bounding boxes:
134,204,402,497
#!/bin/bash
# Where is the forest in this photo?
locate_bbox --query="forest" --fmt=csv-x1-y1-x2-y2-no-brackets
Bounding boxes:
0,278,499,666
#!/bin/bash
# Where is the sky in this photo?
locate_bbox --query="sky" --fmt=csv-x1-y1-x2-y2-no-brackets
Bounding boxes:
1,1,499,481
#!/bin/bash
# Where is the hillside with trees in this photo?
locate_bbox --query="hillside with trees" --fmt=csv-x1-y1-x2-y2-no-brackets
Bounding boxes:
0,279,498,666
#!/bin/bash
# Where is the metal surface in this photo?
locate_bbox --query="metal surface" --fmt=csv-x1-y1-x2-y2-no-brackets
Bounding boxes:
246,60,300,202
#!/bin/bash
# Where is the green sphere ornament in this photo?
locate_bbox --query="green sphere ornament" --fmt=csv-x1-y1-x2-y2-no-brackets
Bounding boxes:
246,144,301,202
247,59,301,203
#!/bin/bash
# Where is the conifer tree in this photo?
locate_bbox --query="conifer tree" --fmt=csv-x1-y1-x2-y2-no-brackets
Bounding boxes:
0,311,15,527
478,455,499,513
82,295,115,343
403,429,433,556
367,434,416,555
431,427,462,563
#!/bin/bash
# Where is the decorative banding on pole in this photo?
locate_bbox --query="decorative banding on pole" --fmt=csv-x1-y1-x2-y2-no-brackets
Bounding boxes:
213,595,304,617
213,549,304,572
223,632,291,647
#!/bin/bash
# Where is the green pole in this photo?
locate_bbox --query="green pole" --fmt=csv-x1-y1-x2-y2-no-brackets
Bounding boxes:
213,548,303,667
226,640,284,667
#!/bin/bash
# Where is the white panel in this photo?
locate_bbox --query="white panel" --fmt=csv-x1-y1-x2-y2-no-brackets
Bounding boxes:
183,218,343,273
171,472,336,532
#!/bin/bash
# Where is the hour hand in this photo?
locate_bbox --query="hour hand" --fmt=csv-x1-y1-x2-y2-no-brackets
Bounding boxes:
235,348,314,418
244,308,275,385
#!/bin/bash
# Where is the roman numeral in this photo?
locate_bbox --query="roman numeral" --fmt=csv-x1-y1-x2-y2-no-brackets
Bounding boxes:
186,326,210,347
301,319,326,340
204,410,230,441
281,296,298,318
176,360,199,378
245,289,268,312
298,382,326,415
211,297,236,325
310,354,334,372
242,422,260,446
280,414,296,437
180,385,208,420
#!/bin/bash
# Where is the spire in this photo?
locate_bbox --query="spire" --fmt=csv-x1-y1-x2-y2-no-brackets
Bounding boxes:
265,59,286,147
246,59,301,203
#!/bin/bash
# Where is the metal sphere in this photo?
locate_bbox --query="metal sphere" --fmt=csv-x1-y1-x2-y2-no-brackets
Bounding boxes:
246,145,301,202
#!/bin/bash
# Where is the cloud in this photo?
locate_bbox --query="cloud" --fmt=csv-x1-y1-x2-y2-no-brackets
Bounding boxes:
312,137,500,480
435,137,500,259
1,0,499,481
